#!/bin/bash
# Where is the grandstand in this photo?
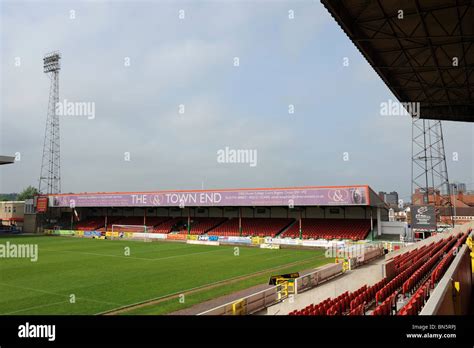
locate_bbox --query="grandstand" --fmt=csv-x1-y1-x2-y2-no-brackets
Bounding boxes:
208,218,294,237
75,216,105,231
271,0,474,320
287,227,471,316
281,218,371,240
177,217,228,235
39,185,388,241
2,2,474,347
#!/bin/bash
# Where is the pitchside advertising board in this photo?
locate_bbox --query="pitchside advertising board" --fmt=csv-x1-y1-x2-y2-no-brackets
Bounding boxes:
47,186,369,208
411,205,437,229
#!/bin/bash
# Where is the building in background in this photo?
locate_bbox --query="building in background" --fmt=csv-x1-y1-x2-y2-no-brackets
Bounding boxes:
378,191,399,206
412,187,474,207
412,188,444,205
450,182,467,194
0,201,25,230
23,199,37,233
411,187,474,226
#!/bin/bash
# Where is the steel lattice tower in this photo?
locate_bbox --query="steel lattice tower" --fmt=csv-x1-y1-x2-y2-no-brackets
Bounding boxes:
39,51,61,194
411,117,454,224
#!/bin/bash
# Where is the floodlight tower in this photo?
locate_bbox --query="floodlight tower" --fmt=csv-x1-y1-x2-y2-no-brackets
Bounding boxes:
39,51,62,194
411,117,454,225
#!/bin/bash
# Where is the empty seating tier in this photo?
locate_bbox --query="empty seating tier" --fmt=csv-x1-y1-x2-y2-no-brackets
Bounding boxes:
74,216,174,232
281,218,371,240
289,229,471,316
74,217,106,231
153,217,187,233
176,218,228,235
207,218,294,237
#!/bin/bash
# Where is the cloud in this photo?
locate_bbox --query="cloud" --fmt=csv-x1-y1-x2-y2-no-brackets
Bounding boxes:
1,0,472,199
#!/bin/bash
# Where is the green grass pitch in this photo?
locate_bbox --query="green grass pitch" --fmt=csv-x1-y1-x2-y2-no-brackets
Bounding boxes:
0,235,330,315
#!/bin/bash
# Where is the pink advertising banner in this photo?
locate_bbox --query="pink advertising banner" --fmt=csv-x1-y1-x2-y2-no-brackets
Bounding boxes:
49,186,369,208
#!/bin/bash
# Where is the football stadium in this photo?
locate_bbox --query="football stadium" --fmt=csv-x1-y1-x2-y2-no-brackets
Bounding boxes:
0,0,473,346
3,185,383,315
2,186,473,317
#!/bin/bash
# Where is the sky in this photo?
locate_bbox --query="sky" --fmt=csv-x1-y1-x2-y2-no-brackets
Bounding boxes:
0,0,473,202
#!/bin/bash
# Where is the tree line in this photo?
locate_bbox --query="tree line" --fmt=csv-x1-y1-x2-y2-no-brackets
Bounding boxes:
0,186,39,201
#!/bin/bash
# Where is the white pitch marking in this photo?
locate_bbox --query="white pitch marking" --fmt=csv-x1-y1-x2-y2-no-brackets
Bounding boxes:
0,282,123,307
